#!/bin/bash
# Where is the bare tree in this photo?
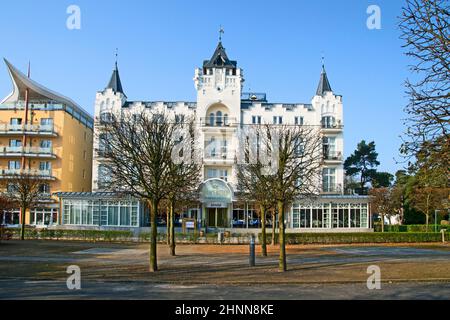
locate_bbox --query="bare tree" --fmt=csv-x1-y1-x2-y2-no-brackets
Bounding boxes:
0,174,47,240
238,124,322,271
237,143,276,256
98,111,200,272
369,187,402,232
399,0,450,168
165,123,202,256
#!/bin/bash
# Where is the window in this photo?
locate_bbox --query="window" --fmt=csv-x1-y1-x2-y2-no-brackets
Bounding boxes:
8,161,20,170
323,137,336,158
207,169,228,181
322,116,336,128
209,113,215,126
273,116,283,124
100,112,114,123
40,118,53,126
10,118,22,125
216,111,223,126
223,114,229,126
98,165,112,188
39,184,50,195
295,116,304,125
9,139,22,147
252,116,262,124
294,138,304,156
7,183,18,193
323,168,336,192
83,150,87,160
83,169,86,179
40,140,52,149
175,114,185,124
98,134,110,155
39,161,51,171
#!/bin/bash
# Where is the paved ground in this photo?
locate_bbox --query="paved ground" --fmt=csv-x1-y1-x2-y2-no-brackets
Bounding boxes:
0,241,449,299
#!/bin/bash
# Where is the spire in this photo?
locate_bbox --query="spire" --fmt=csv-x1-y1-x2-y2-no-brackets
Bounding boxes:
203,32,237,69
106,49,125,96
316,61,332,96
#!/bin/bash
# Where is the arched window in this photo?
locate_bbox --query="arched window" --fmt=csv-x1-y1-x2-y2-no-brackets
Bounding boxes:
216,111,223,126
209,113,215,126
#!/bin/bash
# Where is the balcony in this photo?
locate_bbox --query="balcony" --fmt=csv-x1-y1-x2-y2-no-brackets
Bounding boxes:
204,147,235,165
0,124,57,137
0,169,56,180
321,123,343,132
323,151,343,162
200,117,238,129
322,184,344,195
0,146,56,159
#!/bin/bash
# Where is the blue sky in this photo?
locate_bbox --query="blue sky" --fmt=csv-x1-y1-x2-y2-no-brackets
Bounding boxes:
0,0,411,174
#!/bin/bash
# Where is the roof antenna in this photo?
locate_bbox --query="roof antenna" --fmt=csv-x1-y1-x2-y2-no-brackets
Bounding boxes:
27,61,31,78
219,25,224,42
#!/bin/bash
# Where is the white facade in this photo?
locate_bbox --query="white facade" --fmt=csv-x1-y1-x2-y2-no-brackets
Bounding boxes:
87,41,370,231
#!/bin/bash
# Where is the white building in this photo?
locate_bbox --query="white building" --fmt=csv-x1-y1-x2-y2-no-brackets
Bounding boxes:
59,40,371,232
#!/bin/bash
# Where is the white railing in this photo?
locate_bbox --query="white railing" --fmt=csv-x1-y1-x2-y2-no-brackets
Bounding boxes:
2,146,54,155
204,147,235,160
0,123,56,134
0,169,53,177
200,117,238,127
323,151,343,161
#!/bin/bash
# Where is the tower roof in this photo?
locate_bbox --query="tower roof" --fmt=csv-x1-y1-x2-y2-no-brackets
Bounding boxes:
316,65,332,96
106,62,125,96
203,41,237,69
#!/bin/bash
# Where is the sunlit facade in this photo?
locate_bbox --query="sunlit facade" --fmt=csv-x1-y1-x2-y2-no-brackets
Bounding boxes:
0,60,94,226
59,41,371,232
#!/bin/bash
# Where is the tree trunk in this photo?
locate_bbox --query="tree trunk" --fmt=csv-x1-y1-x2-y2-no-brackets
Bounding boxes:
381,213,385,233
426,213,429,232
149,199,158,272
20,206,27,241
170,200,176,256
166,205,170,245
278,201,287,272
260,205,267,257
271,210,276,246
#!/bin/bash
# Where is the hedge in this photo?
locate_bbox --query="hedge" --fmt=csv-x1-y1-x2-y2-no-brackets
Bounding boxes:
259,232,449,244
373,224,449,233
3,228,134,242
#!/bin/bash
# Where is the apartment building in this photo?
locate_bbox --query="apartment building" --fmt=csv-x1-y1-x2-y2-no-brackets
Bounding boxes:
0,59,93,226
58,41,371,232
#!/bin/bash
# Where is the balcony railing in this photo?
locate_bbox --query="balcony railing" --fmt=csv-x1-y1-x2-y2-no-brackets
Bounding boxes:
323,151,343,161
321,122,343,130
200,117,238,128
0,146,55,157
0,168,55,179
322,184,344,194
0,124,57,135
204,147,235,161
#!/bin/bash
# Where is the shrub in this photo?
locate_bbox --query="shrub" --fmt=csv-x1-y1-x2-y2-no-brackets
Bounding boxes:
259,232,448,244
4,228,134,242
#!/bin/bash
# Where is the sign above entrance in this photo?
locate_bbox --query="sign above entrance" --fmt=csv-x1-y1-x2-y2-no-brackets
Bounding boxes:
200,179,233,205
206,202,228,209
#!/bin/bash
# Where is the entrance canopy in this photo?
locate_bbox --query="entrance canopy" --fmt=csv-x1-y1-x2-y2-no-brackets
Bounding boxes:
200,179,233,208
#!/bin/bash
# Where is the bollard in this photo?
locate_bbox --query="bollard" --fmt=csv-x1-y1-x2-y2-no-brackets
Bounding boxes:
441,229,446,243
249,234,256,267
